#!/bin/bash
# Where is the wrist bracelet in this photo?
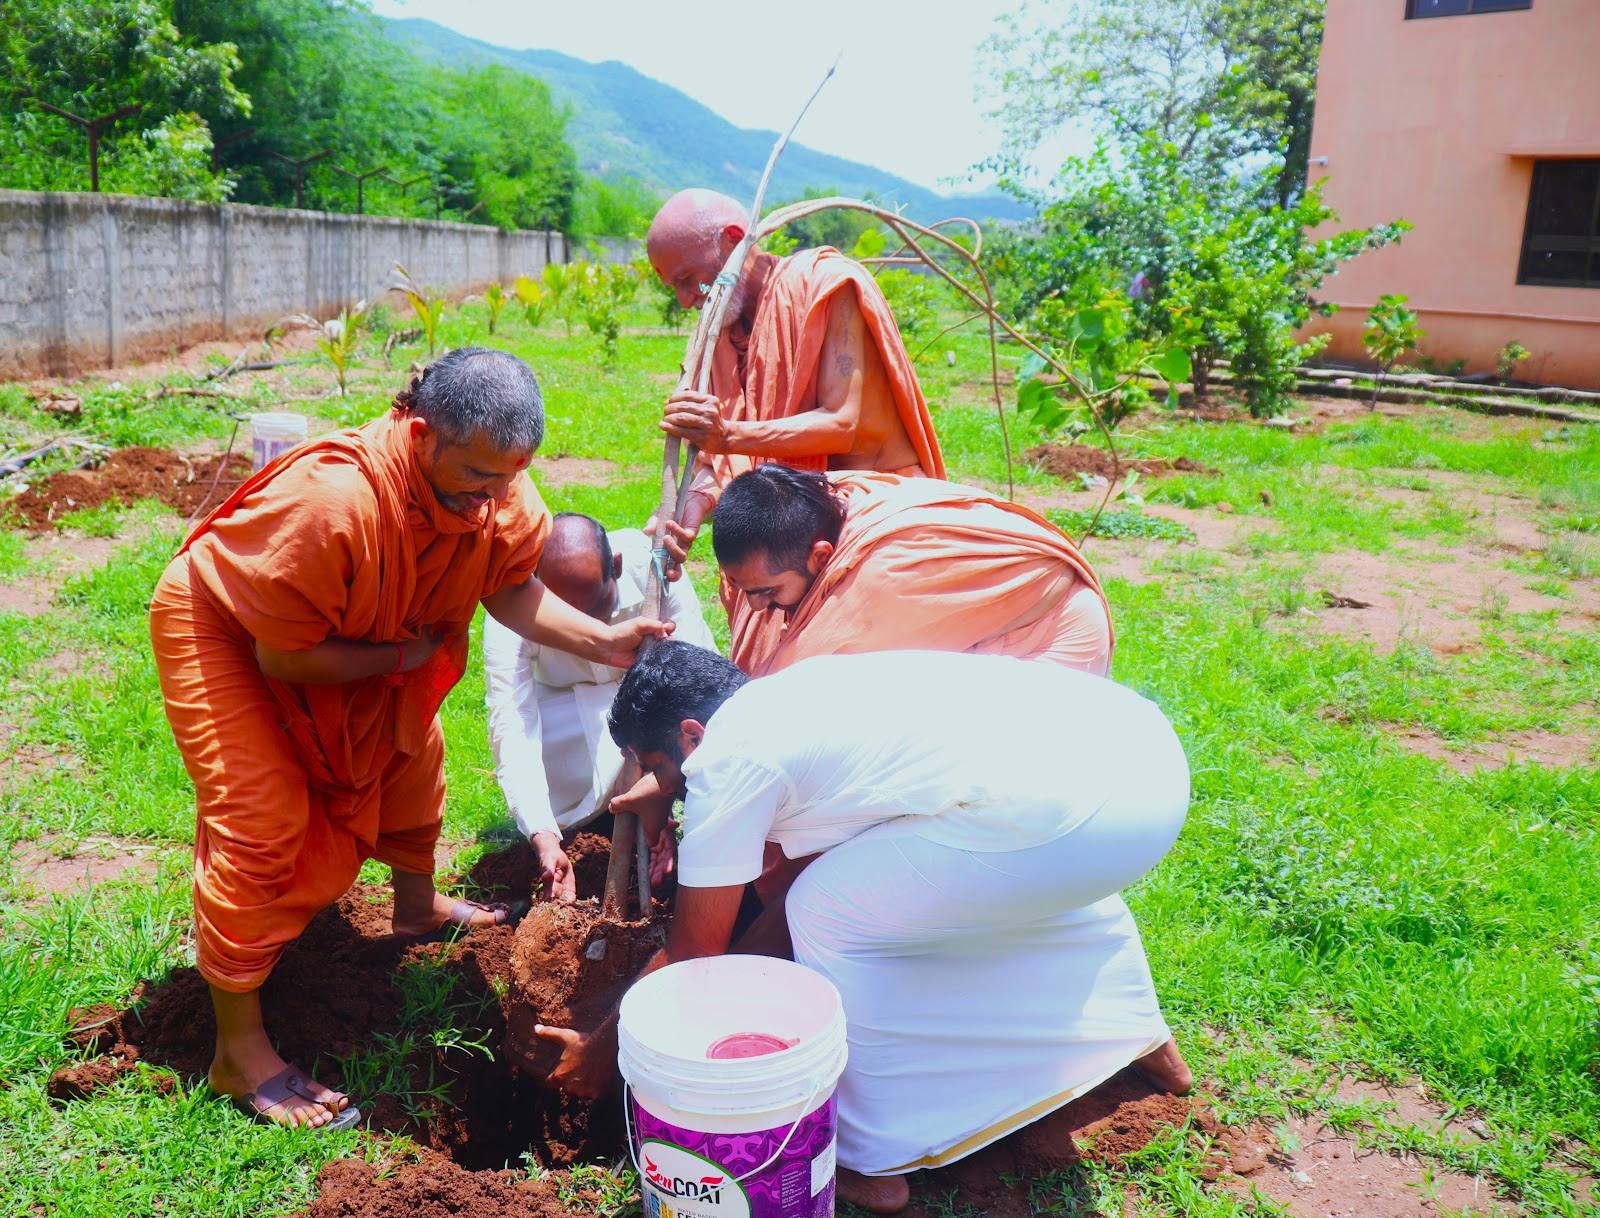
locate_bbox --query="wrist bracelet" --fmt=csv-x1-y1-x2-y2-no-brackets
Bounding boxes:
385,640,406,686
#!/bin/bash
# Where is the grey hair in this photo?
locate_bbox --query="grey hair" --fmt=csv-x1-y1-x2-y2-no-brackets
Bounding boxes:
393,347,544,452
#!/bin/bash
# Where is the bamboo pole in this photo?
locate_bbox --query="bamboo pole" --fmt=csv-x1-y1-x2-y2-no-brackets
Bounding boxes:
606,60,839,924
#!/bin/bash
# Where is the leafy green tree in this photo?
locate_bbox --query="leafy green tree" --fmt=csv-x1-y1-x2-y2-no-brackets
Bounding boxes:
112,111,233,200
433,64,579,231
573,174,661,240
1209,0,1325,206
1,1,591,229
766,187,882,253
1,0,247,193
982,0,1325,203
996,137,1407,417
173,0,440,212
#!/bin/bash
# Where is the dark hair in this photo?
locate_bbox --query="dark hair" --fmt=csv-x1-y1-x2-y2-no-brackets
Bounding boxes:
608,640,749,757
392,347,544,452
552,511,614,573
711,465,844,573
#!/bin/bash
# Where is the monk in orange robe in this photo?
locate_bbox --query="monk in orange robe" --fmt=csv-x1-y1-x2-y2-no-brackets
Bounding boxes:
712,465,1114,678
149,349,665,1131
648,189,943,501
646,188,946,663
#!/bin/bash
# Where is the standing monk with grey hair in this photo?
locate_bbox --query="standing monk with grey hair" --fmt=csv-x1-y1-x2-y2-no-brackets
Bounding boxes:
150,349,668,1132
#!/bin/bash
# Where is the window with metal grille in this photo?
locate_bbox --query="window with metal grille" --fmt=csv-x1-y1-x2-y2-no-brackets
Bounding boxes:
1520,161,1600,289
1406,0,1531,16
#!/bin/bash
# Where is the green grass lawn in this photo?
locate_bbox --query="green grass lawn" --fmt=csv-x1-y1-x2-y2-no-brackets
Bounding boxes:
1,297,1596,1216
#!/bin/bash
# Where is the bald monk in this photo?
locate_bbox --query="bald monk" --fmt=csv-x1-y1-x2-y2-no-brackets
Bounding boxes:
483,512,714,890
149,349,666,1132
713,465,1114,677
645,187,946,567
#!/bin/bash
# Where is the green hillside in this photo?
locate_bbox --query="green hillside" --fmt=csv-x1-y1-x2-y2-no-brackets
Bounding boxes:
385,17,1030,224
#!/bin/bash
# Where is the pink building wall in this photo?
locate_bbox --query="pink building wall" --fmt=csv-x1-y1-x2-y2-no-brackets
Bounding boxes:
1303,0,1600,388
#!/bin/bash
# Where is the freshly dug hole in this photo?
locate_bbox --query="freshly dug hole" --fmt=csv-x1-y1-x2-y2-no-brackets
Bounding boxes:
44,834,1258,1217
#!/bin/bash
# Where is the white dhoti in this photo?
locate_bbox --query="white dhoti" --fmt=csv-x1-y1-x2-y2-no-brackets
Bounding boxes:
785,756,1187,1177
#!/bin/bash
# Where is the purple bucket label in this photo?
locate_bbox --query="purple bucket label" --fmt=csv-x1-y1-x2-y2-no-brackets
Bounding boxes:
634,1094,837,1218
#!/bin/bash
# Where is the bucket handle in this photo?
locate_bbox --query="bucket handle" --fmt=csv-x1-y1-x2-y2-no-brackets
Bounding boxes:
625,1074,827,1186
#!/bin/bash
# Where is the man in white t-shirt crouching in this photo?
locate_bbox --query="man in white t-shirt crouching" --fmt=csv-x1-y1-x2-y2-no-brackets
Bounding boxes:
483,513,714,897
532,640,1193,1215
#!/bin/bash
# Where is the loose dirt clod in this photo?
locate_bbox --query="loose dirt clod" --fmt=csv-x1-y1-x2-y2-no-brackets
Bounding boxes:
1025,443,1218,483
504,902,667,1078
7,446,253,529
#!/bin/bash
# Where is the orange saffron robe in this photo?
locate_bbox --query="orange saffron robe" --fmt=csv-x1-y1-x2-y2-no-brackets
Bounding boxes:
698,247,947,662
731,472,1115,679
149,411,550,992
695,246,947,493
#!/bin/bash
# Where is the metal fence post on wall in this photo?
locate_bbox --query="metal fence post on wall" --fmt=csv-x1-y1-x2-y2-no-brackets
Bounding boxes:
331,164,390,216
266,150,332,210
29,101,141,192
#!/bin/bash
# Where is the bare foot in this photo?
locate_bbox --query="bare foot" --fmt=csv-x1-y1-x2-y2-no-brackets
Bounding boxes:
1132,1037,1193,1095
837,1168,910,1214
209,1050,348,1129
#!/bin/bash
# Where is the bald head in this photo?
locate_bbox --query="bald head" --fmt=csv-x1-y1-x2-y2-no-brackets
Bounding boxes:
647,189,754,312
648,189,750,256
537,513,621,622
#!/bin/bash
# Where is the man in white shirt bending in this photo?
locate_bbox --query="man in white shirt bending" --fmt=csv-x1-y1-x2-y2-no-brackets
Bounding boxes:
533,641,1193,1214
483,513,714,897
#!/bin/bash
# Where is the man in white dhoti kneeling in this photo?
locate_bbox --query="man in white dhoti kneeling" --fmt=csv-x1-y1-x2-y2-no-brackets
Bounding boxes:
483,513,713,898
533,641,1193,1214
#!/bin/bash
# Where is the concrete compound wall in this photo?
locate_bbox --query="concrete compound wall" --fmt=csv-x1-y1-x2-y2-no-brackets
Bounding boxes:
0,190,640,379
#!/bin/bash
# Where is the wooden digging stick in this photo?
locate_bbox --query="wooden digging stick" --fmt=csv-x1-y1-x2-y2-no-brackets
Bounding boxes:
601,758,643,921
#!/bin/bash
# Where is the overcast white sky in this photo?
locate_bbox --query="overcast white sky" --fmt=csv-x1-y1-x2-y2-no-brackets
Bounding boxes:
367,0,1092,192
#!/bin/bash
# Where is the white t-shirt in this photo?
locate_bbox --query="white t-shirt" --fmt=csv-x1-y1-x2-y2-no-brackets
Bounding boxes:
676,651,1184,888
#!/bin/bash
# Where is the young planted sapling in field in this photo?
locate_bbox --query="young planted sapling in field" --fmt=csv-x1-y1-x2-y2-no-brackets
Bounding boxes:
574,261,642,367
482,282,509,335
280,300,369,396
513,274,547,329
1363,293,1425,409
390,263,449,358
1014,297,1192,437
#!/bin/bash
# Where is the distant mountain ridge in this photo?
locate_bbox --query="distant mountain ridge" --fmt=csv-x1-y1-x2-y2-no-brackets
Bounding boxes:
384,18,1030,224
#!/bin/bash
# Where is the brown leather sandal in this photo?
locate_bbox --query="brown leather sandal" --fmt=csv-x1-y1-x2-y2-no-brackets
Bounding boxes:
229,1064,361,1132
407,897,530,945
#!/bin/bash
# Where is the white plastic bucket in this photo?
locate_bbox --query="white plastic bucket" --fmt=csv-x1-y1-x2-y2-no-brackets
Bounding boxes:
250,412,308,471
618,955,848,1218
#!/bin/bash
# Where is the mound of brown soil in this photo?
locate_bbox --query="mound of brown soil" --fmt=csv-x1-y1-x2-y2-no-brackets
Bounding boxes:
504,903,667,1078
466,832,614,906
47,835,633,1168
7,446,254,529
1025,443,1218,483
304,1148,586,1218
906,1069,1272,1216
